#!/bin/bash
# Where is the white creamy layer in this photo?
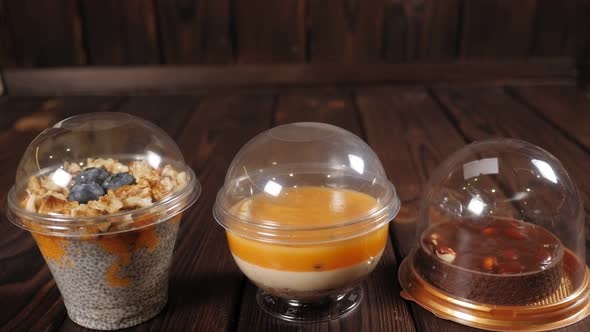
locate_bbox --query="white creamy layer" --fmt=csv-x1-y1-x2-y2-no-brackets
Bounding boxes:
233,249,384,292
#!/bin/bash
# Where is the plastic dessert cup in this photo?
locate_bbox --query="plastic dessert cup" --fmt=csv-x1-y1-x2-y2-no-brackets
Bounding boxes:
398,139,590,331
6,113,200,330
214,123,400,322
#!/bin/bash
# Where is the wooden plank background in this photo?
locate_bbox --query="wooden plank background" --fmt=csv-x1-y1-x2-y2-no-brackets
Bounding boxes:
0,0,589,67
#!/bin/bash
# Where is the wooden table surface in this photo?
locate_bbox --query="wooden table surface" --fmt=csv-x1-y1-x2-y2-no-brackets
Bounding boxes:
1,83,590,332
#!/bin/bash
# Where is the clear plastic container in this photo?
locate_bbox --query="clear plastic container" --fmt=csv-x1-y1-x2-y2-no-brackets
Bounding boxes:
398,138,590,331
6,112,200,330
214,122,399,322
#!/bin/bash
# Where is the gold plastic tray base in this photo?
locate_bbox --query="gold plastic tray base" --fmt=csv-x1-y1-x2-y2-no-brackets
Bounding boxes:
399,248,590,331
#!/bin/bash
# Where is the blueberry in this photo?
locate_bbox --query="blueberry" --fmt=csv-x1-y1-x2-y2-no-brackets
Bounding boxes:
68,183,105,204
102,172,136,190
73,167,109,184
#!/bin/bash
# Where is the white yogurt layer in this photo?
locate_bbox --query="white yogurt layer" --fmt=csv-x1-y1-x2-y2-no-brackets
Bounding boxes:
233,249,384,292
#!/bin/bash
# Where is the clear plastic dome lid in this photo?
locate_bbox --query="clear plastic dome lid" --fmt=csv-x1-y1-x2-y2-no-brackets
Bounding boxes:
214,122,400,244
398,138,590,331
419,138,584,264
6,112,200,236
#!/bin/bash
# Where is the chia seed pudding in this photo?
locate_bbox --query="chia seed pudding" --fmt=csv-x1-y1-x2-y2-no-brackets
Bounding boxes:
6,113,200,330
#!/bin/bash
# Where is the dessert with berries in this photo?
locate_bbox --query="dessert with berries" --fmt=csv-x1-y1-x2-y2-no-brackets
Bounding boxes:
7,111,200,330
17,158,192,329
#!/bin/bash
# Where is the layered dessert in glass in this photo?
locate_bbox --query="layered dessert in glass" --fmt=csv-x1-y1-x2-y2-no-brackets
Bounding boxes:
7,113,200,330
214,123,399,321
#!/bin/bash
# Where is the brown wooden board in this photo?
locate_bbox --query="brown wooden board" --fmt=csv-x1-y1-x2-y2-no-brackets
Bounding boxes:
0,96,46,131
3,0,85,67
509,85,590,152
357,86,487,331
461,0,537,59
156,0,232,64
531,0,574,56
383,0,460,62
81,0,160,65
235,88,416,331
309,0,384,63
0,97,125,331
0,0,15,67
1,60,577,96
234,0,305,63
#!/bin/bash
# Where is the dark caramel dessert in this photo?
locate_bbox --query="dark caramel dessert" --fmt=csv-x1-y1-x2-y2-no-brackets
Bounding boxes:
416,217,564,305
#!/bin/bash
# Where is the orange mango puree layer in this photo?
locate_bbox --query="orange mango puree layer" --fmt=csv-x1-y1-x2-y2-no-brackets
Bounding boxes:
226,186,388,272
31,214,182,287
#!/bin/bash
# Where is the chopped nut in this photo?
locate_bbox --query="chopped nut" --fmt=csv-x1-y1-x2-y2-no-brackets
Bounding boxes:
481,227,497,236
86,158,129,173
481,256,498,271
22,157,188,221
435,246,456,263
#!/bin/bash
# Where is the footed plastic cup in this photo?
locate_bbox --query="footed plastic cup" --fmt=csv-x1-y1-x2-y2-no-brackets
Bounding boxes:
6,113,200,330
214,123,400,322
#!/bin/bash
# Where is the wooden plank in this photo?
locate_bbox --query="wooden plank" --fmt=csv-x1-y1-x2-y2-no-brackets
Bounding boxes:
0,97,125,331
357,86,482,331
4,0,85,67
531,0,574,56
80,0,159,65
383,0,460,62
565,1,590,82
156,0,232,64
235,88,416,331
509,85,590,151
0,97,46,131
0,0,15,67
234,0,305,63
1,59,577,96
309,0,384,63
461,0,537,59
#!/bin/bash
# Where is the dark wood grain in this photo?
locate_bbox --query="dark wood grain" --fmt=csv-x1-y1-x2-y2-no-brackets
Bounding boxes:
531,0,574,56
509,85,590,152
234,0,305,63
235,88,417,331
0,0,15,67
81,0,159,65
309,0,384,63
3,0,85,67
383,0,460,62
156,0,232,64
1,59,577,96
461,0,537,59
357,86,484,332
0,96,46,130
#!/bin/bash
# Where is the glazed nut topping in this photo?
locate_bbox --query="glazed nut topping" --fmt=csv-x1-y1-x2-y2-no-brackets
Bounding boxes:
23,158,188,217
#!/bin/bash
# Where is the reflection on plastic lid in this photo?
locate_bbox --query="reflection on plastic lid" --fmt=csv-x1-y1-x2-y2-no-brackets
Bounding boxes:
146,150,162,169
263,180,283,197
532,159,558,184
462,158,498,179
51,168,72,188
467,197,486,215
348,154,364,175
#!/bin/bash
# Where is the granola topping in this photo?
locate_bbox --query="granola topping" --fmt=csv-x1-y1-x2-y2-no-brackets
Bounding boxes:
23,158,188,217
